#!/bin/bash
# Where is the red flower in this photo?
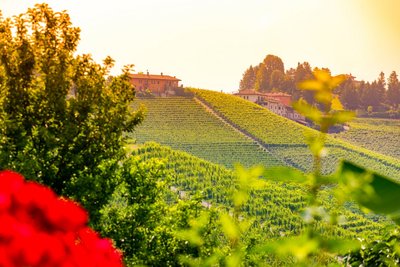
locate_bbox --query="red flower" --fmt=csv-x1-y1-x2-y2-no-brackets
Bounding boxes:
0,170,123,266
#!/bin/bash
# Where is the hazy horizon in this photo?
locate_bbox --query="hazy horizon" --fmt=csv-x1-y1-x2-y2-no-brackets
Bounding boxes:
2,0,400,92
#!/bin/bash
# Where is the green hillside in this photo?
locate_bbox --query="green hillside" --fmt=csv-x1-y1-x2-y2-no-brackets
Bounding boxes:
131,142,388,239
334,118,400,159
130,97,283,169
191,88,400,178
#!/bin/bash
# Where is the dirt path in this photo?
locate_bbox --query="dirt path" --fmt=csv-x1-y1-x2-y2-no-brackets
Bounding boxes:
193,96,298,168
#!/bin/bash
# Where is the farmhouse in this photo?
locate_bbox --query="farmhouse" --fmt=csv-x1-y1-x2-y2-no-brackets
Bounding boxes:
130,72,181,96
234,89,306,124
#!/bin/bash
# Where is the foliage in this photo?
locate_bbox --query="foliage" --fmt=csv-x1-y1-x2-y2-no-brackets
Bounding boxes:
0,170,123,267
98,152,223,266
0,4,144,221
344,228,400,266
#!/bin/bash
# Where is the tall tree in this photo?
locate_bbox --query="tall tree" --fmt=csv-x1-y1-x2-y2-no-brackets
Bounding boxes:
294,62,314,102
269,69,285,91
263,54,285,74
339,75,359,110
386,71,400,108
281,68,296,94
262,54,285,91
254,63,268,91
0,4,144,221
361,81,380,109
239,65,256,90
375,72,386,109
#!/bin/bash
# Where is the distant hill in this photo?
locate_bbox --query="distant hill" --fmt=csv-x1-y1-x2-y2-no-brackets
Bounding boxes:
190,88,400,178
130,89,400,179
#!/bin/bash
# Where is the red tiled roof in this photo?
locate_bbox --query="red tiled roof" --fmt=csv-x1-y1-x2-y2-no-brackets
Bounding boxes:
234,89,264,96
264,92,291,97
130,73,181,81
235,90,291,98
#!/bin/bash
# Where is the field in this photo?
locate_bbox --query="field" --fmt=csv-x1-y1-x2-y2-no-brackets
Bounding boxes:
334,118,400,159
131,142,388,239
190,88,400,178
130,97,283,169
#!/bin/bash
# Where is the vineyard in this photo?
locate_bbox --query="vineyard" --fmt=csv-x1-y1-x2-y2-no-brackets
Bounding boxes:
190,88,400,178
334,118,400,159
129,97,283,169
131,142,388,240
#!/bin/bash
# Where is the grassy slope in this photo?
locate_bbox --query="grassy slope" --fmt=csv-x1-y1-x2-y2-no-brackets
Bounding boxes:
130,97,283,169
333,118,400,159
191,88,400,178
131,142,388,239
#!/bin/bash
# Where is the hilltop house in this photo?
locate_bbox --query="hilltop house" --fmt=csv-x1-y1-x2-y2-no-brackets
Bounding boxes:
130,72,181,96
234,89,306,124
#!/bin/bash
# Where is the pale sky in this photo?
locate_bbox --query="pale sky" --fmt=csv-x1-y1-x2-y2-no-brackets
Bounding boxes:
1,0,400,92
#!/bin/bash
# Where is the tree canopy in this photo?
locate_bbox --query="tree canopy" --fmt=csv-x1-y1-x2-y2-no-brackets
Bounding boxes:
0,4,144,220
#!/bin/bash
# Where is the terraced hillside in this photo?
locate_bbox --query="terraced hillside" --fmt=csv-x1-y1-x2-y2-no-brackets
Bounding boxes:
130,97,283,168
334,118,400,159
131,143,388,239
190,88,400,178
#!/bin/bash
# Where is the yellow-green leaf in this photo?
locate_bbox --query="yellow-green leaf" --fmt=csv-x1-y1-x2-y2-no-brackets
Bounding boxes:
298,80,324,91
331,96,344,111
220,213,240,241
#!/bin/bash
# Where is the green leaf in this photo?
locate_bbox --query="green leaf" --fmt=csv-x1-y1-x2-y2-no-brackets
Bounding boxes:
292,100,322,123
263,166,308,184
331,96,344,111
313,69,331,83
321,238,361,254
298,80,324,91
220,213,240,241
258,235,319,262
329,74,346,89
330,111,355,124
315,90,333,106
338,161,400,224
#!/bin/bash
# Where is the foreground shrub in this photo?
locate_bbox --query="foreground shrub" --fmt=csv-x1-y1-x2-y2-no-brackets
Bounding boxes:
0,170,123,267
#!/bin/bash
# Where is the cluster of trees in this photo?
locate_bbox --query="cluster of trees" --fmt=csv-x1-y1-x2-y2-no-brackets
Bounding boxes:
239,55,400,113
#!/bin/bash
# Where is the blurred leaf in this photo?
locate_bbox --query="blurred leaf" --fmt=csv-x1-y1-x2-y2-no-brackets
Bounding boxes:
330,111,355,124
233,190,248,207
305,133,325,157
338,161,400,224
225,251,242,267
315,90,333,106
314,69,331,83
259,235,319,262
331,96,344,111
321,238,360,254
298,80,324,91
263,166,308,184
329,75,346,89
176,229,204,246
220,213,240,241
293,100,322,123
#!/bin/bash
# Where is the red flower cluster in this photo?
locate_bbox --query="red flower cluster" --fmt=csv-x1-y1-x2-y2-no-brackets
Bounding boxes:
0,170,123,267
